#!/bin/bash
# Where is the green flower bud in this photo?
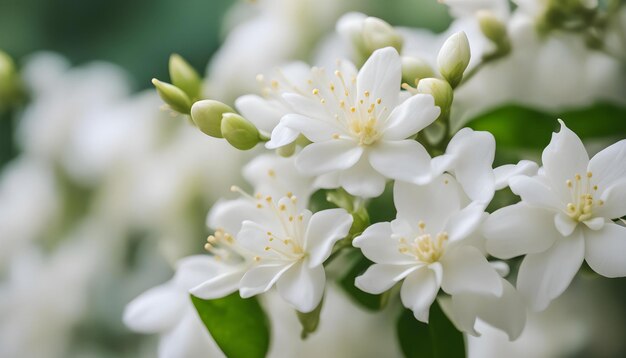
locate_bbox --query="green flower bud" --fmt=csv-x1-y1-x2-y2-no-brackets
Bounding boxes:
296,300,323,339
401,56,435,86
152,78,192,114
169,54,202,100
190,100,234,138
362,17,403,55
417,78,453,118
221,113,261,150
437,32,471,88
0,51,17,108
477,11,510,54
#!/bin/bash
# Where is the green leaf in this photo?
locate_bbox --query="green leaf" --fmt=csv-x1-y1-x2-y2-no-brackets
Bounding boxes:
467,103,626,152
296,299,323,339
191,293,270,358
339,252,389,311
396,300,465,358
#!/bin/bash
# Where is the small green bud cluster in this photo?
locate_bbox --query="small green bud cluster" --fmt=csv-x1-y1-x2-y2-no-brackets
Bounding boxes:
152,54,202,115
477,11,511,56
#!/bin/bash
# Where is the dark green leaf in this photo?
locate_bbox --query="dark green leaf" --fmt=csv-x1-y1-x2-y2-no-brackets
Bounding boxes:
296,299,323,339
339,252,389,311
191,293,270,358
397,300,465,358
467,103,626,153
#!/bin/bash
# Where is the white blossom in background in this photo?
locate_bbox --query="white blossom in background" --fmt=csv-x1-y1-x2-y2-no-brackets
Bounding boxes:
124,256,226,358
353,175,503,324
484,120,626,311
269,47,440,197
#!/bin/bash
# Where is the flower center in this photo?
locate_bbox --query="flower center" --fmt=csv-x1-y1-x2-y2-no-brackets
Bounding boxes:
256,193,306,262
204,228,245,264
398,221,448,264
565,172,603,222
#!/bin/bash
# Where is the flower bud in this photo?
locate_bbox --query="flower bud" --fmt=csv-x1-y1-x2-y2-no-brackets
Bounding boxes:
401,56,435,86
190,100,234,138
477,11,510,54
0,51,17,107
152,78,192,114
169,53,202,100
221,113,261,150
417,78,453,117
362,17,403,55
437,32,471,88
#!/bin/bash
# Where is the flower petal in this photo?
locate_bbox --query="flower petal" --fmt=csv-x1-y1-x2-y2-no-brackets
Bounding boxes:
239,263,293,298
584,223,626,278
190,269,245,300
517,232,585,311
542,120,589,201
441,245,502,296
158,310,221,358
208,198,266,235
353,221,415,264
235,94,283,134
587,139,626,190
123,283,185,333
304,208,353,267
509,175,562,210
484,203,560,259
280,113,342,142
295,140,363,176
339,154,387,197
554,212,577,237
597,178,626,219
282,93,330,121
400,266,440,323
357,47,401,110
369,140,431,184
355,263,419,294
394,175,462,234
266,120,300,149
382,94,440,140
445,202,485,242
276,260,325,313
494,160,539,190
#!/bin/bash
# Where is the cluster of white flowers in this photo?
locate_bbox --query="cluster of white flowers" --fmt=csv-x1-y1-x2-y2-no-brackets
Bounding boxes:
123,0,626,356
1,0,625,357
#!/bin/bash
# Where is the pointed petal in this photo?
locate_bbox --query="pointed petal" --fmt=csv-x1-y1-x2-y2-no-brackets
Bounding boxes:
276,260,325,313
587,139,626,190
400,266,440,323
354,221,415,264
494,160,539,190
266,120,300,149
382,94,440,140
394,175,462,234
484,203,559,259
357,47,401,110
369,140,431,183
597,178,626,219
305,208,353,267
584,223,626,278
280,113,342,142
542,120,589,201
295,140,363,176
355,263,419,294
509,175,562,210
235,94,283,134
554,212,577,237
517,232,585,311
123,283,185,333
441,245,502,296
339,154,387,197
239,263,293,298
190,269,245,299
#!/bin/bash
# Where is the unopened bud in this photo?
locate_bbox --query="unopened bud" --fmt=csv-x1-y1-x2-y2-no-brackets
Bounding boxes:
477,11,510,54
169,54,202,100
362,17,403,55
437,32,471,88
417,78,453,117
190,100,234,138
221,113,261,150
401,56,435,85
152,78,192,114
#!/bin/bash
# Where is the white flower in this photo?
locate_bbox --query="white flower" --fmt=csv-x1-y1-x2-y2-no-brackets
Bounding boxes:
270,47,440,197
124,256,226,358
484,120,626,311
236,195,353,313
353,175,502,322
